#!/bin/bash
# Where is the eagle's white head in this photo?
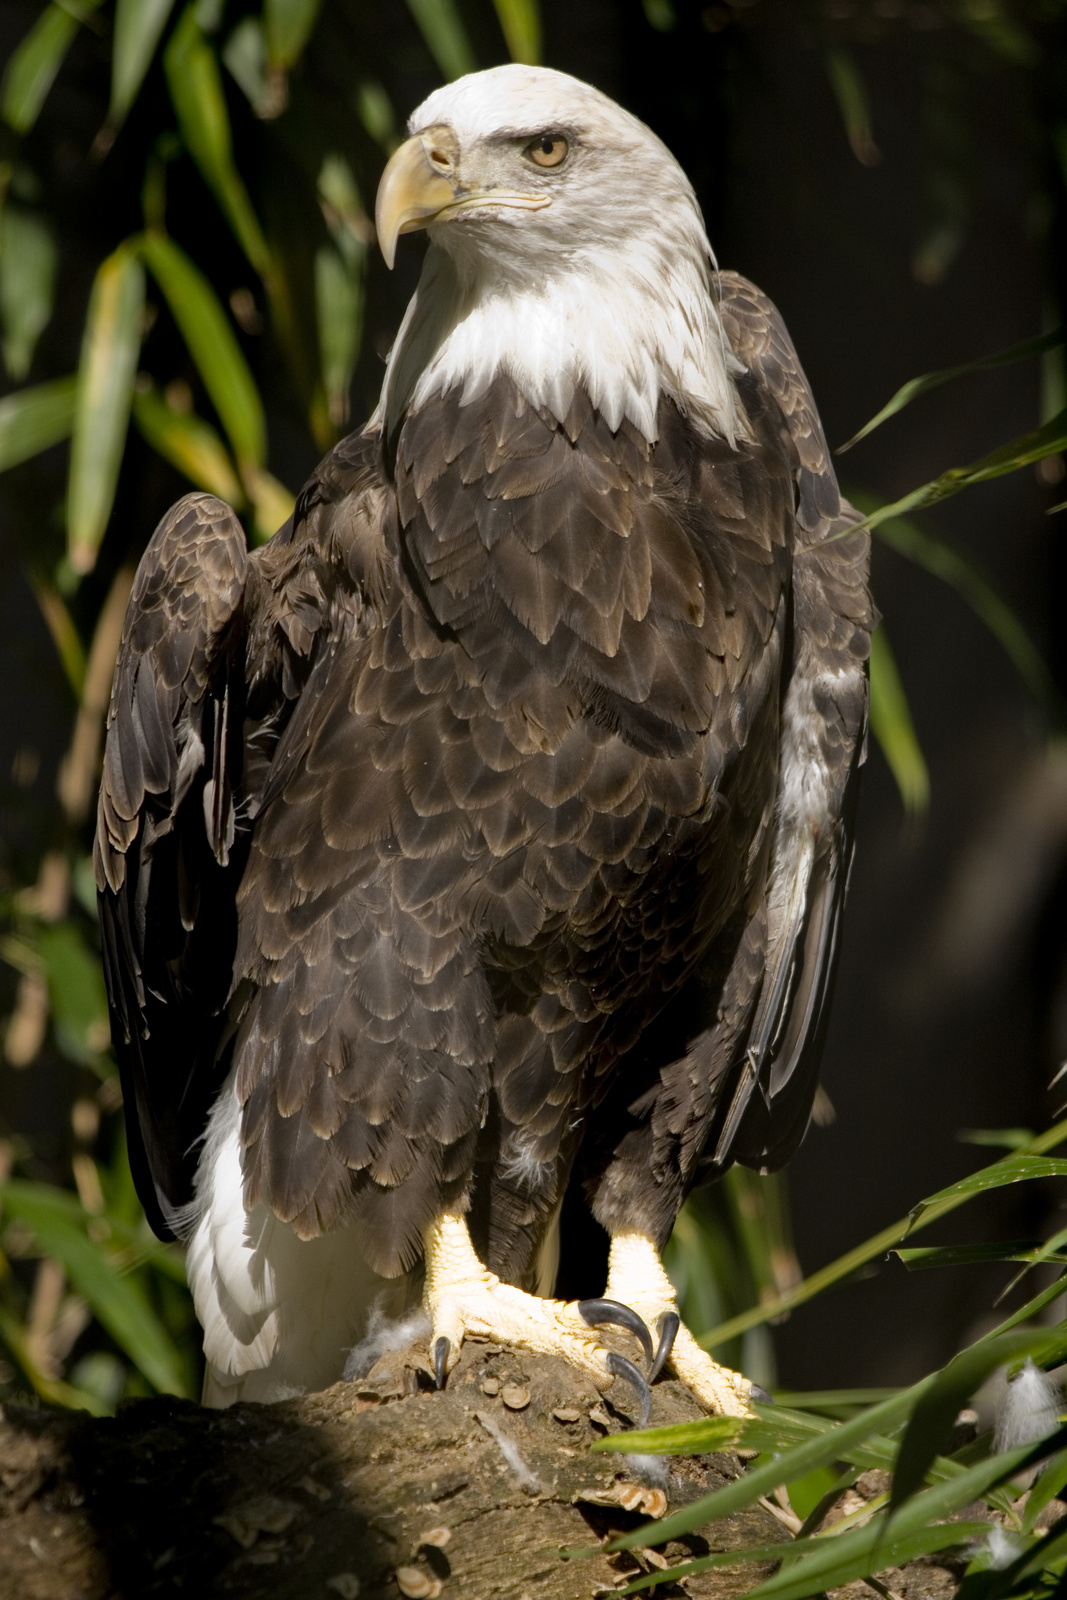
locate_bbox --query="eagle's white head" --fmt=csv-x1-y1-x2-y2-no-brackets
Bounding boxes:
375,64,743,445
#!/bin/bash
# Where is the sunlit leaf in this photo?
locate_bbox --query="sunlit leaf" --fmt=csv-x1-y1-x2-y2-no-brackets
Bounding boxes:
0,1181,189,1397
907,1156,1067,1231
163,6,272,278
1023,1448,1067,1535
315,243,362,429
0,374,76,471
264,0,322,68
67,239,145,574
893,1240,1047,1270
0,203,57,380
109,0,177,127
131,381,244,504
246,466,295,542
825,47,879,166
221,15,269,112
0,4,82,134
36,922,109,1066
959,1127,1036,1151
492,0,541,64
356,80,396,149
868,625,929,815
405,0,477,80
141,230,267,469
839,327,1065,453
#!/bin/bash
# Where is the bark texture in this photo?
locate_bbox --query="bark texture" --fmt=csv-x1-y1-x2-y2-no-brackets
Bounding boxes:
0,1336,964,1600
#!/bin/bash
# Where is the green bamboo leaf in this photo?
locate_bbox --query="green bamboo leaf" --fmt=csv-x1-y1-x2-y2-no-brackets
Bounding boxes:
163,7,272,278
615,1521,993,1598
959,1128,1036,1151
132,381,244,504
0,1183,190,1396
0,1303,111,1416
0,4,80,134
852,492,1059,719
110,0,178,127
840,327,1065,453
246,465,295,542
0,374,77,471
264,0,322,68
890,1336,1059,1510
405,0,477,80
1023,1448,1067,1534
67,239,145,574
825,48,879,166
141,230,267,469
25,568,87,698
868,625,930,815
492,0,541,64
221,16,269,112
0,204,57,380
775,1388,904,1411
854,407,1067,533
698,1117,1067,1365
907,1156,1067,1231
994,1224,1067,1305
315,243,363,429
893,1241,1046,1271
36,922,110,1065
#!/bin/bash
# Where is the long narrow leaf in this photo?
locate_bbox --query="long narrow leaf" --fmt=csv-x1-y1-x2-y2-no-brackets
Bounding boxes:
141,230,266,469
67,240,145,574
1,4,80,134
894,1241,1046,1270
405,0,477,80
854,407,1067,534
0,1185,189,1395
25,570,86,698
868,625,930,814
0,1304,110,1416
840,327,1066,453
0,204,57,380
163,7,272,279
492,0,541,64
109,0,177,127
264,0,322,68
131,383,244,504
852,491,1059,718
699,1118,1067,1350
907,1156,1067,1230
0,375,76,471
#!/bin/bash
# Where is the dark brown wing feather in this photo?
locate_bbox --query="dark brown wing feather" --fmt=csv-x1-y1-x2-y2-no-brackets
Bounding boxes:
95,494,251,1236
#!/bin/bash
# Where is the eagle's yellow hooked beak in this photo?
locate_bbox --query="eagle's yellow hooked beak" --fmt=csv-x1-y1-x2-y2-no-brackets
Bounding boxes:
375,125,551,269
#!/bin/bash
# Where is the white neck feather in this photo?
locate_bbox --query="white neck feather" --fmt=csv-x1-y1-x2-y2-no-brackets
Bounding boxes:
379,236,745,445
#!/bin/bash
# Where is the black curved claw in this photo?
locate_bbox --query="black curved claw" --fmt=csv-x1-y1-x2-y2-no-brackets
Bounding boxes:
606,1351,652,1430
749,1383,774,1405
648,1311,680,1383
578,1298,655,1366
433,1335,450,1390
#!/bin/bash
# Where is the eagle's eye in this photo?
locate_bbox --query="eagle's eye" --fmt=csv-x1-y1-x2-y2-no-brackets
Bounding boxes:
527,134,569,169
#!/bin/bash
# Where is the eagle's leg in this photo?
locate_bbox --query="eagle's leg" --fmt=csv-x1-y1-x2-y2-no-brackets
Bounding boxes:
423,1212,652,1420
600,1231,760,1419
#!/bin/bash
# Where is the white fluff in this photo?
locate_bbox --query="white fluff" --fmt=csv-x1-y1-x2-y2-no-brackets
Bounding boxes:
185,1070,409,1405
984,1526,1023,1570
617,1451,669,1489
380,65,744,446
993,1360,1061,1452
344,1303,431,1381
476,1409,541,1492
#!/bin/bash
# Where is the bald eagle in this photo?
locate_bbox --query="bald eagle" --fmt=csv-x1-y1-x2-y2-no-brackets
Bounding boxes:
95,65,872,1413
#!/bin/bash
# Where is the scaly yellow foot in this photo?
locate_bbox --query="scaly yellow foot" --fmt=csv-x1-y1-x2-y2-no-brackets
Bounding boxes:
602,1231,760,1419
423,1213,652,1420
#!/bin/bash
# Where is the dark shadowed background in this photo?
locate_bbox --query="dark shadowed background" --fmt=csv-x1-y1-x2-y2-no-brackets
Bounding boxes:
1,0,1065,1414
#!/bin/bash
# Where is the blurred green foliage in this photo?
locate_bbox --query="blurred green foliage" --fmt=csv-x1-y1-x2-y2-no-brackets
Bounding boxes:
0,6,1066,1591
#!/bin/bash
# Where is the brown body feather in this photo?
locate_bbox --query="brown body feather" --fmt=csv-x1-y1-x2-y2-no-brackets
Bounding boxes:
96,273,872,1293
